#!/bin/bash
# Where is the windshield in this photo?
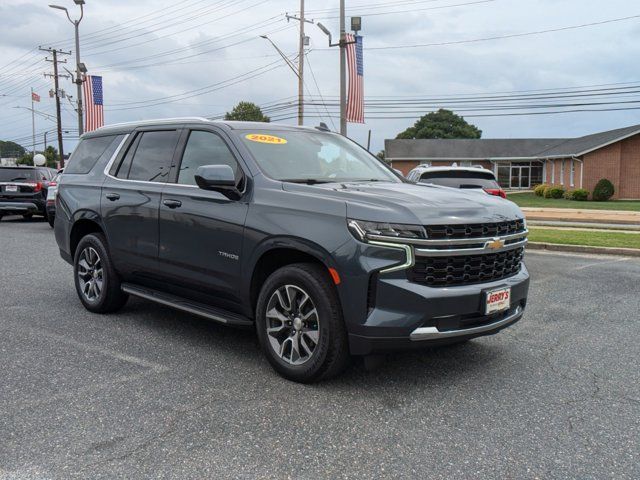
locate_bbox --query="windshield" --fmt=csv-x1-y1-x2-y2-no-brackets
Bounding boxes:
238,130,398,183
419,171,499,189
0,168,38,182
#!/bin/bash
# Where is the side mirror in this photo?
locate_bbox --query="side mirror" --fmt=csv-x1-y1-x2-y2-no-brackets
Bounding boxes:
194,164,241,200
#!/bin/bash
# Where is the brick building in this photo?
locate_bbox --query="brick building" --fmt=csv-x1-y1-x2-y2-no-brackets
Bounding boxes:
385,124,640,199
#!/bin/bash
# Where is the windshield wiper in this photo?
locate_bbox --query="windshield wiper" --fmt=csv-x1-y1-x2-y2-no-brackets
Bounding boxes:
10,176,28,181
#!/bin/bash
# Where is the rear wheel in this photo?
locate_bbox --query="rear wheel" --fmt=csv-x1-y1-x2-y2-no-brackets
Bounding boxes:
73,233,128,313
256,263,349,383
48,215,55,228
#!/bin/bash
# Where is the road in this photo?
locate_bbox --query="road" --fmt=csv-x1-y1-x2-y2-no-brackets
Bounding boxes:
1,217,639,479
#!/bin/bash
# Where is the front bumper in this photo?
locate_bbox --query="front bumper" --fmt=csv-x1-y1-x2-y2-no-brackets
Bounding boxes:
333,235,530,356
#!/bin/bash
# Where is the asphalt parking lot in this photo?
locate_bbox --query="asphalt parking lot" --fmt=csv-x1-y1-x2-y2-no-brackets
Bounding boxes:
1,217,639,479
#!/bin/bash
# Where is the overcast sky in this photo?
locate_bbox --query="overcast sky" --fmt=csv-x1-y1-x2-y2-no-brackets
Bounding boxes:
1,0,639,154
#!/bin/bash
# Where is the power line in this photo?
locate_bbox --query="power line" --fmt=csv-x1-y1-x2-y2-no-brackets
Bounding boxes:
360,14,640,50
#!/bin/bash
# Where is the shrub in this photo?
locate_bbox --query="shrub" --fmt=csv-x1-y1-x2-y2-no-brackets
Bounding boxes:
592,178,615,201
564,188,589,201
533,184,547,197
544,186,565,199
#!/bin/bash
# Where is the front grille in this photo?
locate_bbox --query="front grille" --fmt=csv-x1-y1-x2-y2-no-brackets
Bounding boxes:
425,219,525,240
409,247,524,287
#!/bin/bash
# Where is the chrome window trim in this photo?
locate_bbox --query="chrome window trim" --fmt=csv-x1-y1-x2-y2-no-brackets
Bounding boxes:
414,238,528,257
367,229,529,247
368,240,415,273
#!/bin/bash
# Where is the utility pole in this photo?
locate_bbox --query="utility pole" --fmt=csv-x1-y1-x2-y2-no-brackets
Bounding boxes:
50,1,86,136
339,0,346,136
297,0,305,126
41,46,70,168
30,87,36,157
285,5,313,126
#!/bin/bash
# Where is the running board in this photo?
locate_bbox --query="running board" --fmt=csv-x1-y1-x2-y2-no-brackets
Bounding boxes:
121,283,253,327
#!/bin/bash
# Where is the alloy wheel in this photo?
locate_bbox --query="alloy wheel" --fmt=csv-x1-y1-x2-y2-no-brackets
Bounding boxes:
265,285,320,365
77,246,103,302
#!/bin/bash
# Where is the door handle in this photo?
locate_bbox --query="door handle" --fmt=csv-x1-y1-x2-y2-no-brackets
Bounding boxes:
163,199,182,209
105,193,120,201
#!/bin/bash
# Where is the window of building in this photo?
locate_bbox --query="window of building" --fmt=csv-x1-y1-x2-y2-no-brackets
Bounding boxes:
560,160,565,185
551,160,555,184
177,131,239,185
570,160,575,186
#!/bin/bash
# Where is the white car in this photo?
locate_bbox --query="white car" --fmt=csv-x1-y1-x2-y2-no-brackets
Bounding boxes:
45,169,63,227
406,165,506,198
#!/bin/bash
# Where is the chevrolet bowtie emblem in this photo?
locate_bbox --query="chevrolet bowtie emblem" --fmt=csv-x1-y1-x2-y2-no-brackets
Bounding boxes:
487,238,505,250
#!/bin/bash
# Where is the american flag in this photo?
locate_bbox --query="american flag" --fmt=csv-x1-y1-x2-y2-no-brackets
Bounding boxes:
345,34,364,123
83,75,104,132
31,92,40,102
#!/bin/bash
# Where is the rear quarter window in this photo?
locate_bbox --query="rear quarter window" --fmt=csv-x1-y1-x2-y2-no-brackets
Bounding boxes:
65,135,124,174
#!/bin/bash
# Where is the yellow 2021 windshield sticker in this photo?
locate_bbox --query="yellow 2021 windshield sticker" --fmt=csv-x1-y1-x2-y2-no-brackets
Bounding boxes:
245,133,287,145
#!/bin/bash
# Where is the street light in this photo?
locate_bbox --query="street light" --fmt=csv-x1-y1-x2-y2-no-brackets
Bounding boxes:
49,0,85,136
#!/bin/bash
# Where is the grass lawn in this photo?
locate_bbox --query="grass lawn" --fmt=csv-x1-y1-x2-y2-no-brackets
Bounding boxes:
528,227,640,249
507,192,640,211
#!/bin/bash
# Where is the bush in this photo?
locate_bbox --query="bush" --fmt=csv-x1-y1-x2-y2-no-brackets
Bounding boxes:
544,186,565,199
592,178,615,201
564,188,589,201
533,184,547,197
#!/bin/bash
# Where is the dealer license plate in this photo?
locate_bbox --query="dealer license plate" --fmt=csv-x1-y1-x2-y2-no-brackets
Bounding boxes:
485,287,511,315
6,185,18,192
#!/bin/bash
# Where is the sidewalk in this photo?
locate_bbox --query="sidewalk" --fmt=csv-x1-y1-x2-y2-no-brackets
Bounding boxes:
522,207,640,225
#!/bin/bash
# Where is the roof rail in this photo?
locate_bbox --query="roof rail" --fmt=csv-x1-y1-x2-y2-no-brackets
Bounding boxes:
98,117,212,130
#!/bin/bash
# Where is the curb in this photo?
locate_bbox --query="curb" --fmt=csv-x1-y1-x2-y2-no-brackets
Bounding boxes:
525,216,639,225
527,242,640,257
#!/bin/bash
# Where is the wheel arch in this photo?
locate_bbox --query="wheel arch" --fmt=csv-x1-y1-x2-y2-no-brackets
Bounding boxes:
69,211,107,259
246,237,338,316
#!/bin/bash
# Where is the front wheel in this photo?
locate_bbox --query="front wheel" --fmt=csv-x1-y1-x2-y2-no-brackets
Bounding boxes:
255,263,349,383
73,233,128,313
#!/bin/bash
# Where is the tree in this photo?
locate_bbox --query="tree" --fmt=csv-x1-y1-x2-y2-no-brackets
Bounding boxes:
396,109,482,140
0,140,26,158
224,101,270,122
44,146,58,168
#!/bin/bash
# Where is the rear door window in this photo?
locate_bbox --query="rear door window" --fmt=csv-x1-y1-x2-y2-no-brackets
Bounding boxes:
65,135,124,174
125,130,179,183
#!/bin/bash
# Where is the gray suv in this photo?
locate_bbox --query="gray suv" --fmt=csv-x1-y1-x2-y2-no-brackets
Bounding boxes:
54,118,530,382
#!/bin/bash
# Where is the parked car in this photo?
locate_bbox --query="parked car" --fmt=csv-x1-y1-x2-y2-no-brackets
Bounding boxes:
45,169,64,227
55,118,529,382
0,166,56,221
407,165,507,198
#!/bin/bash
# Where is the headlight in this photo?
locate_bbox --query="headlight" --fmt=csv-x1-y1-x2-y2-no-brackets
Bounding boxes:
348,219,427,241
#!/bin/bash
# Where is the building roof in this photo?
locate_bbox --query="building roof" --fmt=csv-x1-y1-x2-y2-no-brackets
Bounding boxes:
385,124,640,160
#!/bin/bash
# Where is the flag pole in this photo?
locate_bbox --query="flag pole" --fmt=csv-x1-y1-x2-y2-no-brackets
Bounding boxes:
31,87,36,159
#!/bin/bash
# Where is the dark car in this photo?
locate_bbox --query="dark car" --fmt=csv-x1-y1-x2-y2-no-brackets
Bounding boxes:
0,166,56,220
55,118,530,382
407,165,507,198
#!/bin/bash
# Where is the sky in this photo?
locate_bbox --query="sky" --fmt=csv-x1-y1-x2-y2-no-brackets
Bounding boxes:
1,0,639,156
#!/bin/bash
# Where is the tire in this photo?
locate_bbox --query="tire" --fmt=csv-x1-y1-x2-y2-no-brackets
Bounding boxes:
73,233,128,313
255,263,349,383
48,215,55,228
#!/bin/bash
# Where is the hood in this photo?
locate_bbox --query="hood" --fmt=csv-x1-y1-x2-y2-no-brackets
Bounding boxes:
282,181,523,225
